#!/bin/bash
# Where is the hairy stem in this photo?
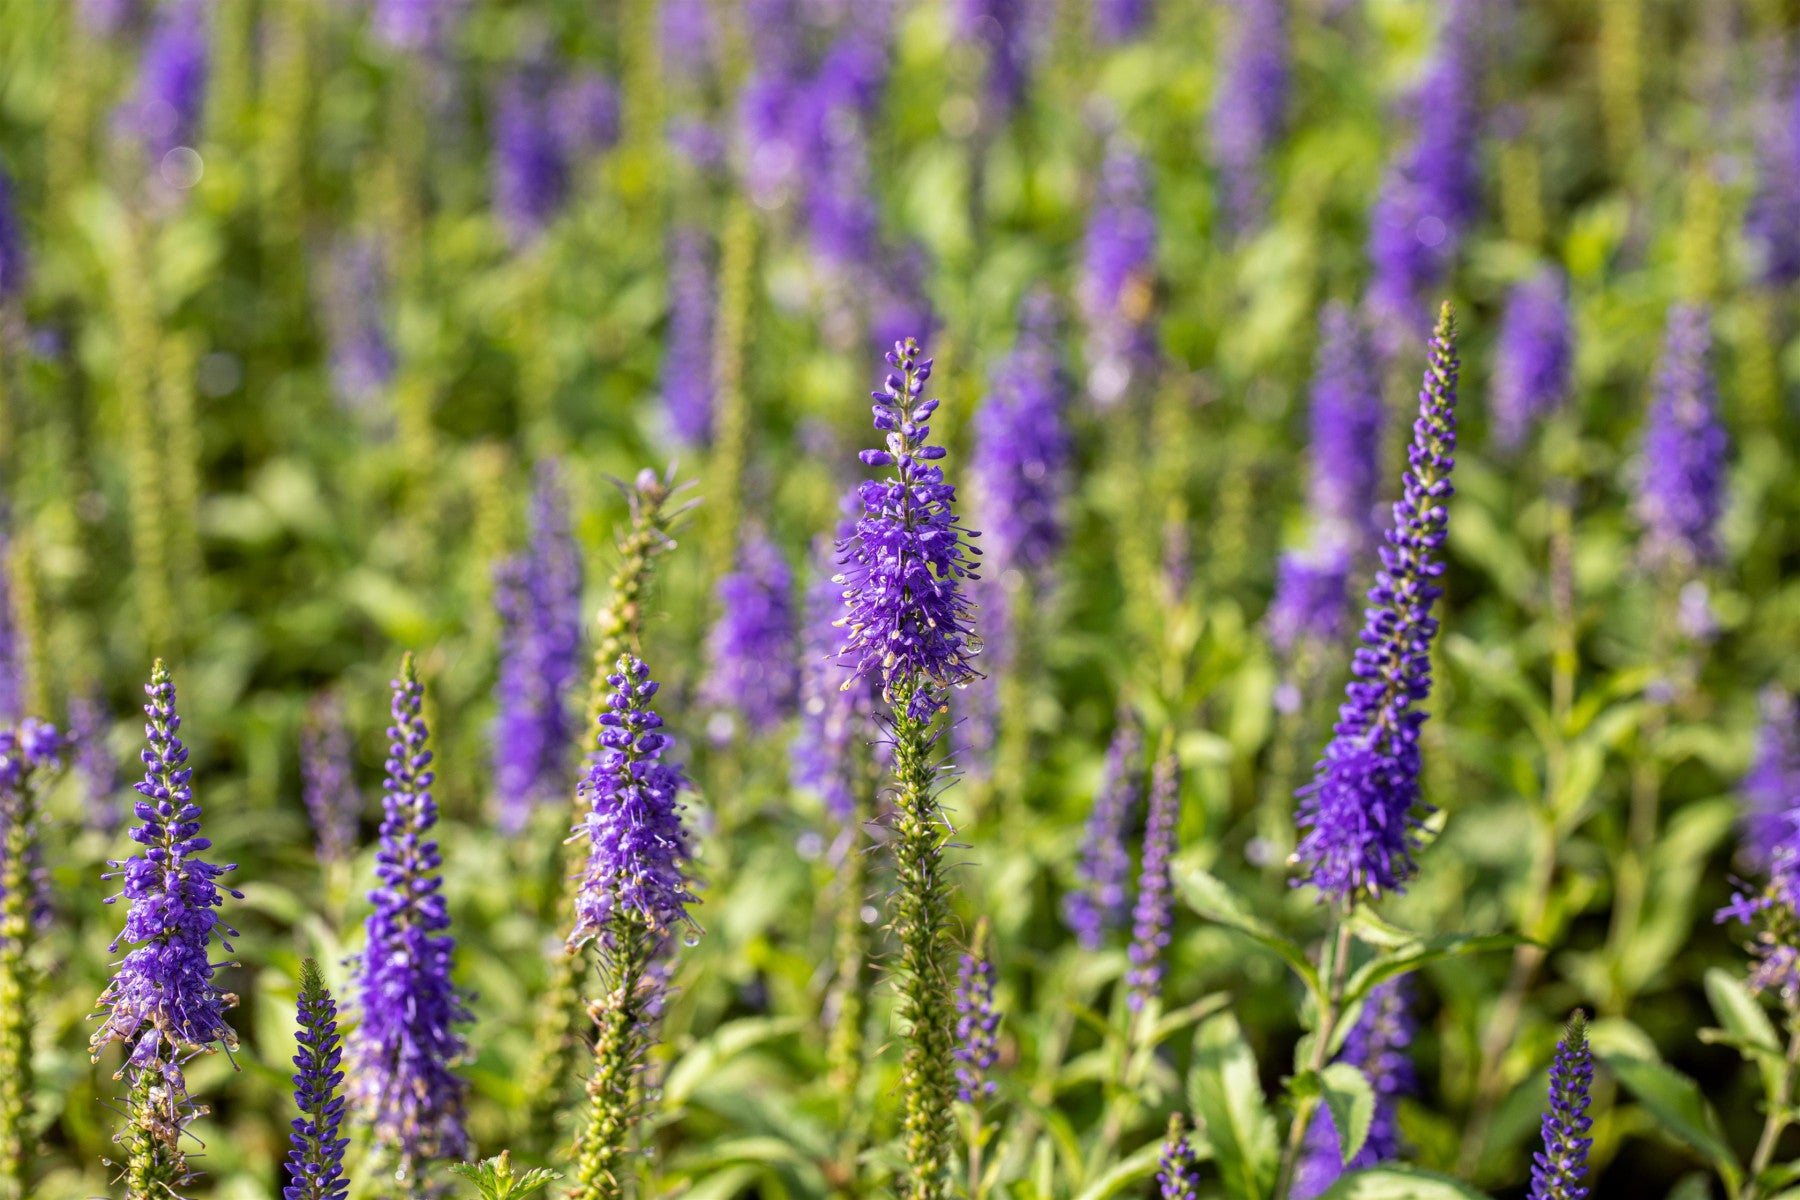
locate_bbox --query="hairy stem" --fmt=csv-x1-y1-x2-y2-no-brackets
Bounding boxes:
567,923,652,1200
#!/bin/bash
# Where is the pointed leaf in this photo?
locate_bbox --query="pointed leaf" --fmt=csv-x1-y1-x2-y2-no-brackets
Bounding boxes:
1600,1052,1742,1195
1173,861,1320,999
1072,1137,1191,1200
1341,933,1524,1008
1187,1012,1279,1200
1320,1063,1376,1165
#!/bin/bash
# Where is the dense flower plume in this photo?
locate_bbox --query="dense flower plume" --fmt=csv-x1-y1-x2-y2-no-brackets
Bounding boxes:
90,663,240,1086
1126,750,1180,1011
351,655,470,1163
1527,1014,1594,1200
285,960,350,1200
793,536,875,832
1079,141,1159,408
1062,719,1143,950
301,694,361,865
952,929,1000,1104
1209,0,1288,233
492,460,584,833
1268,546,1352,657
1294,979,1418,1197
570,656,697,949
837,337,981,721
1306,303,1384,548
1636,303,1728,572
1158,1113,1205,1200
701,532,800,739
1493,269,1573,451
663,226,716,447
1294,304,1459,902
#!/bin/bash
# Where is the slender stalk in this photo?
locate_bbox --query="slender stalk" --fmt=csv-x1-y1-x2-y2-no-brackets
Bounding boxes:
1742,1014,1800,1200
0,775,35,1198
567,923,652,1200
1273,920,1354,1200
120,1067,186,1199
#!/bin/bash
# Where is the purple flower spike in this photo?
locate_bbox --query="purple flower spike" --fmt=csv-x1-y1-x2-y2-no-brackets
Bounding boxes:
1307,303,1385,548
1526,1014,1594,1200
1740,687,1800,872
1062,719,1144,950
662,227,716,448
1636,304,1728,573
1294,979,1418,1198
661,0,718,84
805,35,887,278
1096,0,1151,43
955,0,1036,119
351,654,470,1164
1210,0,1288,233
1159,1114,1205,1200
952,928,1001,1104
1294,305,1458,903
285,959,349,1200
552,71,621,162
90,662,241,1088
1127,750,1181,1011
1268,547,1353,657
492,460,585,835
838,337,981,721
320,237,396,415
1079,141,1159,408
1748,53,1800,288
70,688,122,837
973,293,1073,587
301,694,361,865
793,535,876,832
569,656,697,950
701,532,800,740
119,0,208,165
494,74,569,247
0,165,29,303
1493,268,1573,451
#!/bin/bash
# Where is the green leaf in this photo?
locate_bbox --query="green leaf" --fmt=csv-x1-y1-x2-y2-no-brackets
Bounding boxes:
1320,1063,1376,1166
1071,1136,1189,1200
448,1152,561,1200
1315,1165,1495,1200
1173,860,1320,999
1346,909,1420,950
1187,1012,1279,1200
1341,932,1523,1009
1703,967,1784,1098
675,1165,764,1200
661,1016,806,1109
1600,1052,1742,1194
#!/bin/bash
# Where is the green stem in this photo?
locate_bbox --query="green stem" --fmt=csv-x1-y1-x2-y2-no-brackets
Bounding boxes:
0,781,34,1199
120,1066,186,1200
1272,920,1354,1200
1742,1013,1800,1200
890,678,957,1200
567,922,652,1200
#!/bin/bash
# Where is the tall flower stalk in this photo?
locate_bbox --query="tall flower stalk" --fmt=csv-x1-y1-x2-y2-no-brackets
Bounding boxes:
1275,304,1459,1200
1526,1014,1593,1200
0,719,61,1198
286,959,350,1200
837,337,980,1200
1062,719,1144,950
89,662,241,1195
565,656,697,1200
1126,749,1181,1014
350,654,470,1186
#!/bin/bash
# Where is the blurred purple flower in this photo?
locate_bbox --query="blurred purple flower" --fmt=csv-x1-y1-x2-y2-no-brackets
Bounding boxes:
702,532,800,739
1306,302,1384,547
1268,547,1353,657
1096,0,1151,42
1294,979,1418,1198
1210,0,1288,233
1062,719,1143,950
1636,304,1728,572
493,74,568,246
662,226,715,447
0,165,28,303
955,0,1036,119
1126,751,1181,1011
70,689,121,836
973,293,1072,585
118,0,208,163
1492,268,1573,450
1739,687,1800,873
793,535,875,832
79,0,138,38
1079,140,1158,408
301,693,361,865
320,237,396,414
661,0,718,84
369,0,466,55
552,71,621,162
1748,53,1800,288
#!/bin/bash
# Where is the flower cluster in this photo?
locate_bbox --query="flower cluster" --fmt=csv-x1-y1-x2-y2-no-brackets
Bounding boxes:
1636,303,1728,572
1079,141,1159,408
952,930,1000,1104
1527,1014,1594,1200
701,532,800,739
118,0,208,166
350,655,470,1163
90,663,241,1089
570,656,697,949
285,960,349,1200
663,226,716,448
301,694,361,865
794,535,876,832
1158,1113,1205,1200
1062,719,1144,950
1294,979,1418,1198
492,68,620,246
319,237,396,416
1493,268,1573,451
492,460,585,834
837,337,981,721
1210,0,1288,233
1127,750,1181,1011
1294,304,1459,902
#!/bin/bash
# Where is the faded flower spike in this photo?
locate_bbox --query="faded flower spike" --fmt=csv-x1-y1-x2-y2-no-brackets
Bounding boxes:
1527,1013,1594,1200
1127,749,1182,1011
285,960,350,1200
350,654,470,1170
700,531,800,740
1294,303,1459,903
793,533,877,833
1492,268,1573,451
1636,303,1728,573
837,337,980,721
1062,718,1144,950
300,694,361,866
953,922,1001,1104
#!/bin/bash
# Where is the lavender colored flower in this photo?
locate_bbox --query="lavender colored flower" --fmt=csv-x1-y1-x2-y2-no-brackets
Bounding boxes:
1096,0,1151,42
662,226,715,447
0,718,63,931
553,71,622,162
318,237,396,414
1209,0,1288,233
1158,1114,1205,1200
492,460,584,834
952,932,1000,1103
1526,1014,1594,1200
1268,547,1353,656
1747,54,1800,288
1127,751,1181,1011
0,165,28,304
701,532,800,739
973,294,1072,584
955,0,1035,119
1636,304,1728,572
119,0,208,163
1718,840,1800,1002
569,656,696,948
793,537,874,830
90,662,241,1086
1307,302,1385,547
868,245,937,360
350,654,470,1164
78,0,138,38
838,337,981,721
285,959,349,1200
1062,720,1144,950
1492,269,1573,450
1294,979,1418,1198
493,74,569,246
0,540,19,728
661,0,718,84
805,94,879,277
370,0,465,55
1739,687,1800,870
70,688,121,836
1079,141,1158,408
301,694,361,864
737,70,807,211
1294,305,1459,903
